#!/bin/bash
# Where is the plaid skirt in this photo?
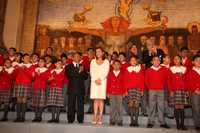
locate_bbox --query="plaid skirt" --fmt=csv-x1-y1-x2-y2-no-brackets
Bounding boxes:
124,88,141,104
0,89,10,104
46,87,64,107
12,85,31,99
32,89,46,107
169,90,188,106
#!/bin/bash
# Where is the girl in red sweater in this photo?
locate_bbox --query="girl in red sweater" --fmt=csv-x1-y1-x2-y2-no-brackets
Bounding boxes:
124,55,145,127
107,60,125,126
13,54,34,122
47,60,65,123
168,55,188,130
0,59,14,121
32,58,49,122
186,55,200,131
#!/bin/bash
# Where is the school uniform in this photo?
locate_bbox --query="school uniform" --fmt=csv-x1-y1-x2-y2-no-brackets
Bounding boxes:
120,61,129,72
168,65,188,130
168,66,188,106
13,63,34,122
107,70,125,125
0,54,4,66
65,62,88,123
47,68,65,123
145,66,167,126
182,57,193,71
124,65,145,126
187,67,200,129
32,67,49,122
0,66,14,121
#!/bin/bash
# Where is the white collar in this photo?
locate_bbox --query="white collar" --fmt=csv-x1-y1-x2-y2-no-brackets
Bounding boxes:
46,63,52,68
4,67,15,74
151,66,161,71
35,67,47,73
192,67,200,75
182,57,187,64
19,63,32,68
12,62,19,67
73,61,79,67
51,68,63,74
161,64,170,68
32,62,38,65
127,65,141,73
121,61,126,64
113,70,120,77
170,66,186,74
9,56,15,61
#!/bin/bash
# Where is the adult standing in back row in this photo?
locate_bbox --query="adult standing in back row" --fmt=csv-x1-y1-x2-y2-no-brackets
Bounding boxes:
90,47,110,125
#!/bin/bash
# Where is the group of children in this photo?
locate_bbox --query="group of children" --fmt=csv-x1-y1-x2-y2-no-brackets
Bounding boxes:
107,53,200,131
0,47,200,131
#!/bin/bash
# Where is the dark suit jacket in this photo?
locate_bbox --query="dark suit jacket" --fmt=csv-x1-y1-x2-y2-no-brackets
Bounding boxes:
65,63,88,95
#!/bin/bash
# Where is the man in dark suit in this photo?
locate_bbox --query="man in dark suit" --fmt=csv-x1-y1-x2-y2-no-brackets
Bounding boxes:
65,52,88,123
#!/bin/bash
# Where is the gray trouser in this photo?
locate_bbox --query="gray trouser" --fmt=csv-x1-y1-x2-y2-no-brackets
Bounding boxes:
110,95,123,123
141,89,148,114
191,93,200,127
148,90,165,125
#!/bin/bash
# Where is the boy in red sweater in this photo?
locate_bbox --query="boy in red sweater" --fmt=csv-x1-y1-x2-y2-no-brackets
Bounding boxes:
187,55,200,131
47,60,65,123
145,55,170,128
180,47,192,71
13,54,34,122
32,58,49,122
107,60,125,126
0,59,14,121
124,55,144,127
168,55,188,130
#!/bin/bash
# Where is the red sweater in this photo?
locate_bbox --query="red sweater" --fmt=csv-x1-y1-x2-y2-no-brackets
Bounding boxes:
186,68,200,93
168,66,187,92
124,65,145,92
33,67,50,91
46,63,56,72
121,61,129,72
0,54,4,66
145,66,166,90
15,64,34,86
49,69,65,89
0,67,14,90
182,57,193,71
107,70,125,95
81,55,94,71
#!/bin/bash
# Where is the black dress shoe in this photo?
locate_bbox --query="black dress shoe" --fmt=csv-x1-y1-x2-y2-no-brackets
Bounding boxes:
147,124,154,128
160,124,170,129
68,121,74,124
117,122,123,126
1,117,8,122
54,119,59,123
195,127,200,131
47,119,55,123
180,125,187,130
109,122,115,126
129,123,134,127
133,123,139,127
14,118,21,122
32,118,38,122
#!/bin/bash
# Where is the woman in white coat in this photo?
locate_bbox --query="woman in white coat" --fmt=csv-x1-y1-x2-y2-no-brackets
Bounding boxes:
90,47,110,124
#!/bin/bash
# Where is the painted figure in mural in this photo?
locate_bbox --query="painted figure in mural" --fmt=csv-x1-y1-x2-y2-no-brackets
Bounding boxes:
36,25,50,56
116,0,134,20
68,16,162,54
187,22,200,54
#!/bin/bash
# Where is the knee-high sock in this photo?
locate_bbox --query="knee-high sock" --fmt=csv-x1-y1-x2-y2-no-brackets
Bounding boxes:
3,105,9,119
16,103,21,119
180,109,185,127
21,103,26,120
129,108,134,124
51,107,56,120
134,107,139,124
56,107,60,120
174,109,180,127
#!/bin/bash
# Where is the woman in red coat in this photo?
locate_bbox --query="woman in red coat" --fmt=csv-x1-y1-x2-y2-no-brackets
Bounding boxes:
32,58,49,122
124,55,145,127
0,59,14,121
168,55,188,130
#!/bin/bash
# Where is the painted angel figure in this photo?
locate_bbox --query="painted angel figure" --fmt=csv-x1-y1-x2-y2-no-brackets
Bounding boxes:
68,16,163,54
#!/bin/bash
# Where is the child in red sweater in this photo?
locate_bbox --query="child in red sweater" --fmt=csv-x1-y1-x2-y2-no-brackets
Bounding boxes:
187,55,200,131
107,60,125,126
47,60,65,123
32,58,49,122
13,54,34,122
145,55,170,128
0,59,14,121
168,55,188,130
124,55,144,127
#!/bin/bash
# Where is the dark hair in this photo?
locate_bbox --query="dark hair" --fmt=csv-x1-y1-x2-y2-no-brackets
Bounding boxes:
87,48,94,52
95,47,105,60
73,52,82,57
39,58,46,62
163,54,169,59
119,52,126,58
47,47,53,51
180,47,189,52
31,53,39,57
56,59,63,63
151,55,161,61
60,53,67,58
112,51,119,56
112,59,121,64
9,47,16,52
129,44,137,49
129,55,139,61
22,53,30,58
193,54,200,61
197,49,200,55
